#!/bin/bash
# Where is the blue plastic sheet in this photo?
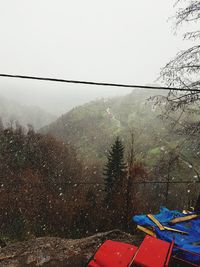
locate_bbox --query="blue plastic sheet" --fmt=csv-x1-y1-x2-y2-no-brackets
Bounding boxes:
133,207,200,264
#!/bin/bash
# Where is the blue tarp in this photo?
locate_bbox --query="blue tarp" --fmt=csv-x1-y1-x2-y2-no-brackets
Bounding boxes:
133,207,200,263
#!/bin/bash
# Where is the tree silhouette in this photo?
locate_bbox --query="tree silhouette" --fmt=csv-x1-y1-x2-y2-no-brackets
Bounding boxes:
158,0,200,212
159,0,200,114
104,137,126,202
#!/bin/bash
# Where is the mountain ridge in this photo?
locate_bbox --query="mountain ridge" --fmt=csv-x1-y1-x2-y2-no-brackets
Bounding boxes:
40,89,166,163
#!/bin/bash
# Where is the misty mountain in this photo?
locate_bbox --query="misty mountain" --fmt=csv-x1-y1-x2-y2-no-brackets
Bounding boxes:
41,89,167,162
41,88,199,192
0,94,56,129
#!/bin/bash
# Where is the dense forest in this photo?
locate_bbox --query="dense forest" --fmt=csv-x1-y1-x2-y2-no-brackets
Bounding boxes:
0,87,199,242
0,124,103,240
42,89,200,209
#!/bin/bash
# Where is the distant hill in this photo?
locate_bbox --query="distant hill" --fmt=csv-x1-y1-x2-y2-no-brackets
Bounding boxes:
0,95,56,130
41,89,167,163
40,88,200,199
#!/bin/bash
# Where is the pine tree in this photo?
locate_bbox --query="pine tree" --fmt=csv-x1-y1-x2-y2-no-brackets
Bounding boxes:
104,137,126,199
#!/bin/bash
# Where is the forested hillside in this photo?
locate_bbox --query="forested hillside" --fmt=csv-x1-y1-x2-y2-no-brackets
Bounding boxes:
3,89,199,242
41,89,162,161
0,125,103,240
41,89,200,213
42,89,199,181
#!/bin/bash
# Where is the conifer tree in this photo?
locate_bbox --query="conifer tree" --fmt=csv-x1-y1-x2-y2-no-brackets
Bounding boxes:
104,137,126,200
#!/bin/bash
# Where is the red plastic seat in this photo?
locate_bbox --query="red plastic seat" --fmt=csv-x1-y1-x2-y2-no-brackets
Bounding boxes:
88,240,138,267
133,235,171,267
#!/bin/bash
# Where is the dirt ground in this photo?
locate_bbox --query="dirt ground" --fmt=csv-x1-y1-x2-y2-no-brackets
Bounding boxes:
0,230,142,267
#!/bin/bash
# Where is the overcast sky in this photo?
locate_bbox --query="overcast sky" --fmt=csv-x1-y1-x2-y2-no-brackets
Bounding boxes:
0,0,191,115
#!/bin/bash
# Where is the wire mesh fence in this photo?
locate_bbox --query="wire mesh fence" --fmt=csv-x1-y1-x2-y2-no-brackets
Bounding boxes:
1,179,199,211
0,179,199,239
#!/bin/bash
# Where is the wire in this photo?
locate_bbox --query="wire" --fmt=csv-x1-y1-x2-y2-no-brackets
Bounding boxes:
7,181,200,187
0,73,200,92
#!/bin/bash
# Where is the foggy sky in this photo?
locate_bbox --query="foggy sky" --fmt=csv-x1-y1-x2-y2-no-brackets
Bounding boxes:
0,0,191,115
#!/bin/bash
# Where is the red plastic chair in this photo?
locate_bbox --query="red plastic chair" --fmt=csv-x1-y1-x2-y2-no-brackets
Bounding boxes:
88,240,138,267
132,235,173,267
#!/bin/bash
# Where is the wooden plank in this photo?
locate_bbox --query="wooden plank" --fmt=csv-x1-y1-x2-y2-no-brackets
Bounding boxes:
170,214,200,224
190,241,200,245
137,225,156,237
163,226,188,235
147,214,165,231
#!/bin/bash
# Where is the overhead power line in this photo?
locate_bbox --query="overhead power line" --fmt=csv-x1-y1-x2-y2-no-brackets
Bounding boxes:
0,73,200,92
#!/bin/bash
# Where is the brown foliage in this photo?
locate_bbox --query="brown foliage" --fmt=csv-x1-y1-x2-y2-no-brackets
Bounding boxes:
0,126,99,240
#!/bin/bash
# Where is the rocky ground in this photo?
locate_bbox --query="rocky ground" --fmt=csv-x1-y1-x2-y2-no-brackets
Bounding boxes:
0,230,142,267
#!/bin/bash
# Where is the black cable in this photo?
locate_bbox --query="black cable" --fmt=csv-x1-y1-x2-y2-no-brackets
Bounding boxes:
0,73,200,92
7,181,200,186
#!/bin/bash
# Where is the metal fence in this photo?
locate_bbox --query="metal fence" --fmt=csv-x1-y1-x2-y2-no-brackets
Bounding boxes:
1,179,199,212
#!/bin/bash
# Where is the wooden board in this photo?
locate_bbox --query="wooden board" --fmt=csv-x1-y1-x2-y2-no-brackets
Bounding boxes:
137,225,156,237
170,214,200,224
147,214,165,231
